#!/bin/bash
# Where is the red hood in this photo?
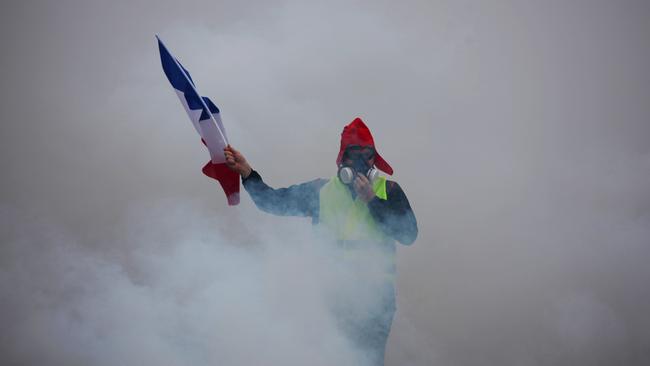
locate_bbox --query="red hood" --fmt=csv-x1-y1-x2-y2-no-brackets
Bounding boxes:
336,117,393,175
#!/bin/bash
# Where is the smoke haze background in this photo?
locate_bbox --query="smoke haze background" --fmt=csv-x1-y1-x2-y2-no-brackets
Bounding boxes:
1,0,649,365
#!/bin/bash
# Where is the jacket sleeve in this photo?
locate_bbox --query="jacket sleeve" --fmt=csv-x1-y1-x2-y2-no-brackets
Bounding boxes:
242,170,326,218
367,180,418,245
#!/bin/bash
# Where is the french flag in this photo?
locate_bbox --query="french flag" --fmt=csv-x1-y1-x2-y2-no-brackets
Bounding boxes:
157,36,240,205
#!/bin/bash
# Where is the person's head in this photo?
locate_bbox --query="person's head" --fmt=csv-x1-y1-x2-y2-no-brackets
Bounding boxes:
341,145,376,173
336,117,393,175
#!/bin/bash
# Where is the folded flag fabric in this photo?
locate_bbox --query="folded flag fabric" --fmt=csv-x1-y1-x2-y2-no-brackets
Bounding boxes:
157,35,239,205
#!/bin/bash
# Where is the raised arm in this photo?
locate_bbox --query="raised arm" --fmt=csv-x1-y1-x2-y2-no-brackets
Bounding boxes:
224,145,325,218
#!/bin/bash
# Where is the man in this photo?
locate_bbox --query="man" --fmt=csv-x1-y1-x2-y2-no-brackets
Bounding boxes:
224,117,417,365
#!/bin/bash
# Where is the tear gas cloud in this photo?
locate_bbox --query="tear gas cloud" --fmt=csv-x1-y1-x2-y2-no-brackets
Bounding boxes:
1,1,650,365
1,201,379,365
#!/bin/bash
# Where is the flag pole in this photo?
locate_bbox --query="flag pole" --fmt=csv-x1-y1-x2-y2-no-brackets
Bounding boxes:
156,35,229,145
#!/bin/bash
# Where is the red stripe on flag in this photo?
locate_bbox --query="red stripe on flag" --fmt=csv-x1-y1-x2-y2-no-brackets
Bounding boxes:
202,161,240,206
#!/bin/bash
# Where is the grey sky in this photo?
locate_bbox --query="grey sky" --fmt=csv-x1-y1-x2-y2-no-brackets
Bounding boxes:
1,1,650,365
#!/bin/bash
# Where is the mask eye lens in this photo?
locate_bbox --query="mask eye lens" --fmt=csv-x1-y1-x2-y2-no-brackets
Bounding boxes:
361,150,375,160
345,146,375,160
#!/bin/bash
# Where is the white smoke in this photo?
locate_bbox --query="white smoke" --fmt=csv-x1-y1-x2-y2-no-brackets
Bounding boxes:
0,201,380,366
2,1,650,365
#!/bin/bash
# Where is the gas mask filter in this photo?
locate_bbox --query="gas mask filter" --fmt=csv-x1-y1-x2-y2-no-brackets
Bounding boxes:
337,145,379,185
337,164,379,185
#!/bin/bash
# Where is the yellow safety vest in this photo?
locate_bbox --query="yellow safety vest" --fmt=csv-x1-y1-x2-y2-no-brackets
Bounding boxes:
319,176,396,279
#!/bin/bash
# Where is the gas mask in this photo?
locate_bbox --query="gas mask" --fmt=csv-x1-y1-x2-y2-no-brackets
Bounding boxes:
337,158,379,185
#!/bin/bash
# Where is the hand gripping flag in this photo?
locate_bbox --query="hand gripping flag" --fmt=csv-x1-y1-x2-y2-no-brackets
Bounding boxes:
157,36,240,205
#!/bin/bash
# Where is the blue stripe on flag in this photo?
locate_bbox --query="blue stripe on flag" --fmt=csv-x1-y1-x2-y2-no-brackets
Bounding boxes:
158,39,193,91
158,37,218,121
178,60,195,86
202,97,220,114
